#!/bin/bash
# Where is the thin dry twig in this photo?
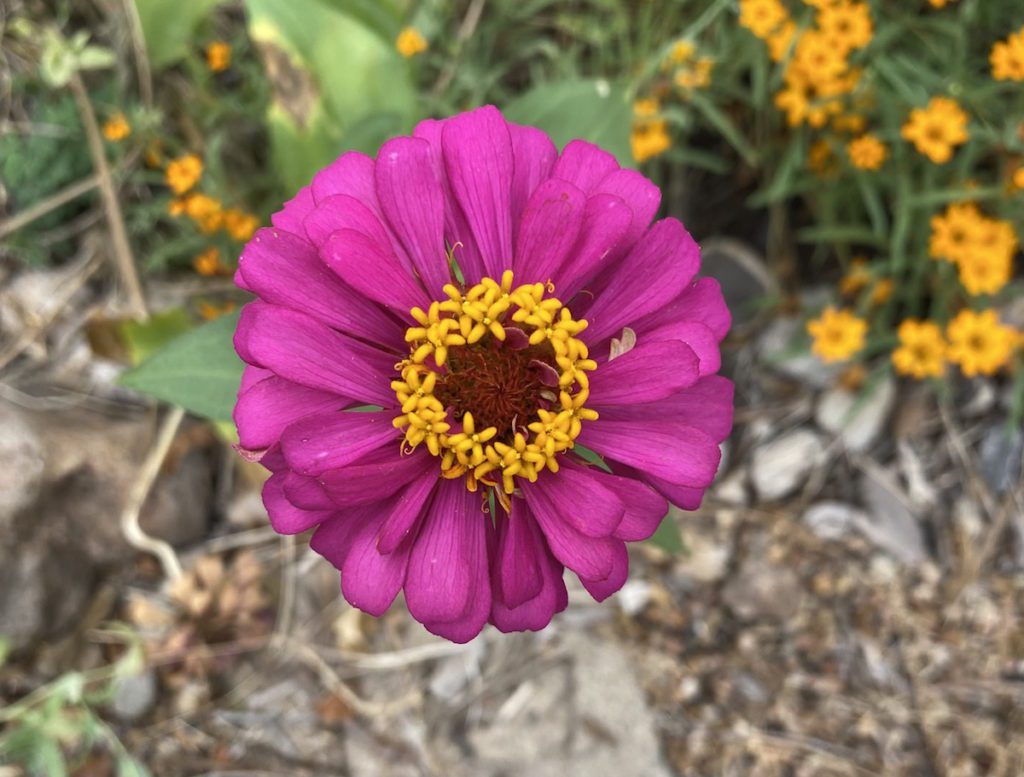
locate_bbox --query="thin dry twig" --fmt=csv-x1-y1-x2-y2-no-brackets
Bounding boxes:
0,174,100,238
120,406,185,580
273,534,297,638
69,73,148,320
119,0,153,108
429,0,487,98
274,635,422,718
0,237,103,371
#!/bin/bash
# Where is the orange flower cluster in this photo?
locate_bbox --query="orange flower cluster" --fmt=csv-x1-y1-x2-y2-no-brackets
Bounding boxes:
991,25,1024,81
740,0,873,129
929,203,1017,296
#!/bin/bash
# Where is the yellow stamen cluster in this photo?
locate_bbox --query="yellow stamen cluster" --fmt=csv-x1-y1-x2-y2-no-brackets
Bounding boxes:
391,271,598,495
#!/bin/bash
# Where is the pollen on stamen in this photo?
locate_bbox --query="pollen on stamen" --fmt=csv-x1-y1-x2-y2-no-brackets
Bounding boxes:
391,271,598,494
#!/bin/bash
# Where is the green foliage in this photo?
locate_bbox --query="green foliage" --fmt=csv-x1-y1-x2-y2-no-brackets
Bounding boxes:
118,309,194,365
503,79,633,167
133,0,223,69
119,310,244,422
243,0,418,193
0,626,149,777
648,516,685,555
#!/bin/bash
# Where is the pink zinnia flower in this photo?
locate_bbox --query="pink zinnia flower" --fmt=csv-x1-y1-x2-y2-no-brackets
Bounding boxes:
234,106,732,642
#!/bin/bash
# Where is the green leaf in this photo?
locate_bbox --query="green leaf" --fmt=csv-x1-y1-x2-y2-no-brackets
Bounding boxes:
688,92,758,167
502,79,634,166
573,444,613,473
796,225,887,247
119,309,194,366
119,310,243,422
647,513,684,554
244,0,418,192
133,0,222,69
117,755,152,777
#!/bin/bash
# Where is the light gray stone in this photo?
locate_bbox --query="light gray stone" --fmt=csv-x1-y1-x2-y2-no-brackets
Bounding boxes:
111,670,158,722
750,429,826,502
815,377,895,452
858,474,928,564
0,401,45,528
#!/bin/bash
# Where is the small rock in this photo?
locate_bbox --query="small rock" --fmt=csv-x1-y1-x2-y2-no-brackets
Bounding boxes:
111,671,158,722
815,377,895,452
0,402,45,527
712,468,748,505
616,580,652,615
803,501,866,541
722,557,803,621
978,423,1023,495
677,531,730,583
750,429,826,502
858,474,928,564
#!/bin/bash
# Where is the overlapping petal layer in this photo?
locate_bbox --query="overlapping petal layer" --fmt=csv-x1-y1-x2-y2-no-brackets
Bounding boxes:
234,106,732,642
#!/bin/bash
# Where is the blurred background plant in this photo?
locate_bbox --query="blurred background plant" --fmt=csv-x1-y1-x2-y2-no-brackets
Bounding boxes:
3,2,1024,774
3,0,1020,421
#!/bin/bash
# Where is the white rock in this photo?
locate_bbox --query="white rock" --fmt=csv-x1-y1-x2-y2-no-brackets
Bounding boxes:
802,501,867,540
616,580,653,615
0,401,45,527
750,429,825,502
712,468,748,505
815,377,895,452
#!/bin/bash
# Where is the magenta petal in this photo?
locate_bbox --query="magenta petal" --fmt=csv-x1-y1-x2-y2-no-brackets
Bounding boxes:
554,194,633,301
530,466,624,538
592,169,661,256
635,278,731,342
235,303,398,406
524,484,617,580
508,123,558,228
238,228,402,347
491,505,566,632
404,480,482,623
309,513,361,569
580,541,628,602
588,341,700,408
493,503,543,608
280,411,399,476
589,473,669,542
413,118,487,283
375,136,451,296
645,320,721,376
442,106,515,279
580,218,700,344
282,470,335,510
262,471,334,535
596,375,735,442
552,139,620,192
376,471,439,554
270,185,315,234
577,417,722,488
319,446,435,507
644,476,708,510
512,178,586,283
235,374,349,451
340,506,411,617
421,516,492,643
311,151,379,211
240,365,271,394
303,194,395,253
322,228,431,315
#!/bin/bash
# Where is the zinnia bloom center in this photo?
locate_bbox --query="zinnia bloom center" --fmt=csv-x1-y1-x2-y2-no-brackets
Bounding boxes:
392,270,598,496
434,339,554,438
